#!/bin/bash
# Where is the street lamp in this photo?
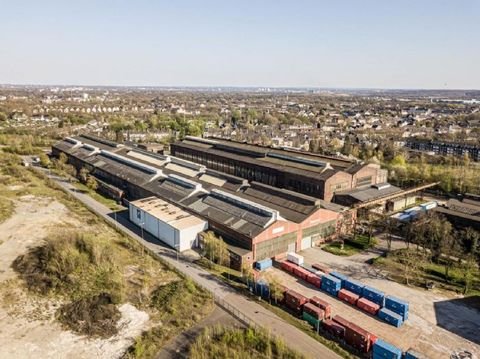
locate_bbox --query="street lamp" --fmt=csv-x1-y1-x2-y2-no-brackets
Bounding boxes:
140,222,145,257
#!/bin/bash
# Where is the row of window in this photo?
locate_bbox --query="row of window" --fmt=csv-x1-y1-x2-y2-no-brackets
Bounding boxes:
255,232,297,261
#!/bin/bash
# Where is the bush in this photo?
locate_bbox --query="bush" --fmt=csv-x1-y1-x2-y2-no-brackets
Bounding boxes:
12,229,124,301
56,293,121,338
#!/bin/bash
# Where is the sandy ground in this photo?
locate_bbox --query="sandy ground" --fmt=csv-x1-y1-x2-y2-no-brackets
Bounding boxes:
267,245,480,358
0,195,150,359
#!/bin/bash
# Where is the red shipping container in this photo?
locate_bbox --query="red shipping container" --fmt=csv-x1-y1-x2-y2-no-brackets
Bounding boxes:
284,289,308,313
281,261,297,273
294,266,310,280
310,296,332,318
344,322,371,353
303,302,325,320
312,263,331,274
306,273,322,288
357,297,380,315
333,315,351,329
322,319,345,338
338,289,360,305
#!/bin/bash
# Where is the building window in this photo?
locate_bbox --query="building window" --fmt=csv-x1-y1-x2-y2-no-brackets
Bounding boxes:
356,175,372,187
136,209,141,220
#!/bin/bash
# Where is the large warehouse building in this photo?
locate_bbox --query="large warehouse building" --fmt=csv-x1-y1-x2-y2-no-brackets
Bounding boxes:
52,135,351,268
170,136,388,201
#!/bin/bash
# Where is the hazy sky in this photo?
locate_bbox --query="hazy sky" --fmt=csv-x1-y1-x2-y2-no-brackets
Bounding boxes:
0,0,479,89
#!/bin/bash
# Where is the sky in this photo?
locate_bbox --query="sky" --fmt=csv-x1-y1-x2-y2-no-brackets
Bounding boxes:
0,0,479,89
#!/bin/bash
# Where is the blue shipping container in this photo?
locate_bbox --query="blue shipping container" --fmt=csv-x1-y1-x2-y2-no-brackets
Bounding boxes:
344,278,365,296
255,258,273,271
329,271,348,286
363,286,385,306
378,307,403,327
385,295,409,320
321,284,339,297
255,280,270,299
372,339,402,359
404,349,428,359
321,274,342,290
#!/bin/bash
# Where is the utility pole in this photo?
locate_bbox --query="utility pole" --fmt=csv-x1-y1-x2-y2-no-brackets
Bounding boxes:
140,222,145,257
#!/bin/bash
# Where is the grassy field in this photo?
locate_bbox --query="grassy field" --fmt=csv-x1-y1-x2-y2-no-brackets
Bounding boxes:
322,235,377,256
322,242,360,256
0,149,214,356
373,248,480,296
189,326,305,359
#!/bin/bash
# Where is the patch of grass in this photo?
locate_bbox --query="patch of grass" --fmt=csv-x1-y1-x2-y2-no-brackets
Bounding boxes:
0,197,14,223
74,182,120,211
347,235,378,250
124,278,214,359
189,326,305,359
322,235,377,256
322,242,360,256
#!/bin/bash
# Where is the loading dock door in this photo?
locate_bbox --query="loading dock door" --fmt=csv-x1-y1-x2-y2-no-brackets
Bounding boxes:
301,236,312,250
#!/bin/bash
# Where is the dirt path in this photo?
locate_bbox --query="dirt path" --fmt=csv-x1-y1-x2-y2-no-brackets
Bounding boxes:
0,195,150,359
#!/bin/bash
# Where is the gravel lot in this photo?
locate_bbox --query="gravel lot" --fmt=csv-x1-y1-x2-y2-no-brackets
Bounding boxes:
265,246,480,358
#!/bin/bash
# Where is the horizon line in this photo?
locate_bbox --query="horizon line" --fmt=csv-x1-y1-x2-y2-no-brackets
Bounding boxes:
0,82,479,93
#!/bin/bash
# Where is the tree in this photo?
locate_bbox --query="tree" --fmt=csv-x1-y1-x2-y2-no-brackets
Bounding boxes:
79,167,89,183
58,152,68,166
241,263,255,285
203,231,229,266
402,249,424,286
86,175,98,191
39,153,50,168
390,154,407,167
266,273,283,305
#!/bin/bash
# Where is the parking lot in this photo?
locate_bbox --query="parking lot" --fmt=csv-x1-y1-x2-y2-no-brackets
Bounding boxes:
264,246,480,358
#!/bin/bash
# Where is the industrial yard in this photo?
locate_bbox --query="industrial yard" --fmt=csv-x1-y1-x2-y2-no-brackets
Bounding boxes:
262,246,480,358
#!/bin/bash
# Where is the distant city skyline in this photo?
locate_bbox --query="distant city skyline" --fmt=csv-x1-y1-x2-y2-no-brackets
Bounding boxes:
0,0,479,90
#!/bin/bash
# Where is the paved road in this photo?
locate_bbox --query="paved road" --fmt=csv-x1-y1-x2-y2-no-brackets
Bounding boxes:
50,175,341,359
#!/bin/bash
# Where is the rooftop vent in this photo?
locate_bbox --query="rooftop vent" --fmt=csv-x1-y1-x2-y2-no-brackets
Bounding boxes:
267,152,330,168
373,183,391,190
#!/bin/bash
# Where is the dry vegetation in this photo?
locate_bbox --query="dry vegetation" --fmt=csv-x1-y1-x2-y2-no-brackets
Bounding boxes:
188,326,305,359
0,148,214,357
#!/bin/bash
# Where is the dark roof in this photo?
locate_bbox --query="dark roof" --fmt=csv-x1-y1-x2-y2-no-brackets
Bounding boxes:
344,163,367,174
173,140,344,181
87,153,155,185
186,192,269,237
335,184,402,203
445,199,480,216
143,177,197,203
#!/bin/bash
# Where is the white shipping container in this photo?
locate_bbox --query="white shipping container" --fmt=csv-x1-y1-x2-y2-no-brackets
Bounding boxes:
287,252,304,266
